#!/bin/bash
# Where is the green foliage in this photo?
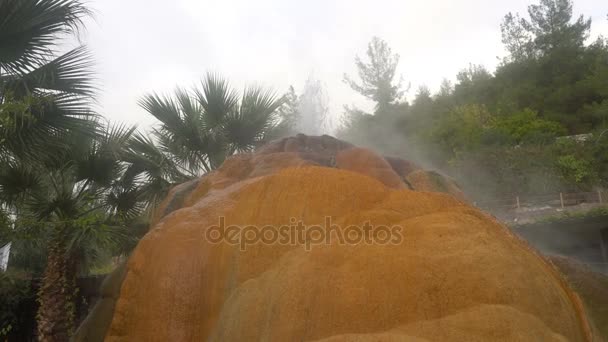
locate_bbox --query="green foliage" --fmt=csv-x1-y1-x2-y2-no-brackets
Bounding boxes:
0,270,34,339
430,104,493,158
501,0,591,62
0,0,90,69
140,73,284,174
447,145,563,199
0,210,12,246
0,123,150,274
343,37,404,113
525,0,591,55
556,155,596,184
519,206,608,226
580,100,608,128
593,129,608,186
501,13,535,61
494,108,566,144
453,65,494,106
0,93,50,140
0,1,176,338
274,85,300,136
416,105,562,158
552,138,600,187
492,0,604,133
0,0,97,160
339,0,608,201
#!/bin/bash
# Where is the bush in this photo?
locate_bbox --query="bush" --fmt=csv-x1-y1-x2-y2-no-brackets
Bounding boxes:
0,270,36,339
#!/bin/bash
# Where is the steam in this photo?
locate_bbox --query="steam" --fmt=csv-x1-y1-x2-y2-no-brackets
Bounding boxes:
295,73,331,135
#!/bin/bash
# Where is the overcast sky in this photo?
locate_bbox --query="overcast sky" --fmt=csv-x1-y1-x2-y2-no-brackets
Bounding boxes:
83,0,608,130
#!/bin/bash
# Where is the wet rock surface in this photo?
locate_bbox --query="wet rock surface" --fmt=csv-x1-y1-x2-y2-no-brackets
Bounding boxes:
78,135,594,341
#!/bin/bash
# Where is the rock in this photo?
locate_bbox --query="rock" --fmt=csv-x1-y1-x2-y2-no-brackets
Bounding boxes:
88,135,595,341
72,262,127,342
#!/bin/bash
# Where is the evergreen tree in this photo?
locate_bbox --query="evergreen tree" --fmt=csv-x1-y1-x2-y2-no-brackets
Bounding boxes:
274,86,300,136
343,37,403,114
501,0,591,60
438,79,454,98
525,0,591,55
501,13,535,61
413,85,432,107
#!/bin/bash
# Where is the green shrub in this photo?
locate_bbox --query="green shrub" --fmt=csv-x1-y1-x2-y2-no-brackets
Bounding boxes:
0,270,35,338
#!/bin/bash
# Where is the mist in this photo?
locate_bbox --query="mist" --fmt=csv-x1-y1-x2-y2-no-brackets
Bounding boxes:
84,0,608,130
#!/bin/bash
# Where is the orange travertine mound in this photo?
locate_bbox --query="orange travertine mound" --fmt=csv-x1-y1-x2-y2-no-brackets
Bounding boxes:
105,135,594,342
335,147,407,189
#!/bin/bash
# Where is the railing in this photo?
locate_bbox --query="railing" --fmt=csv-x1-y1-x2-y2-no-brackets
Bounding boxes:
474,190,607,212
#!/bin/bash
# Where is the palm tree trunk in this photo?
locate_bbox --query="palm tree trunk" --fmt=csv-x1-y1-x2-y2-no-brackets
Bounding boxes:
36,237,77,342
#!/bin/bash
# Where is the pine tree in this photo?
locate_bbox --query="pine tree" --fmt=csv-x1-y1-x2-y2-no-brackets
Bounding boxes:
343,37,403,114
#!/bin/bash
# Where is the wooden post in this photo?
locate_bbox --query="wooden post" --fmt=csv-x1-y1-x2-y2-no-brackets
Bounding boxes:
599,190,603,204
516,196,520,209
560,192,564,208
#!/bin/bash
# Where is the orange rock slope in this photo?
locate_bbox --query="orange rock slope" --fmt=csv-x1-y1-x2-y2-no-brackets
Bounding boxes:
105,134,594,341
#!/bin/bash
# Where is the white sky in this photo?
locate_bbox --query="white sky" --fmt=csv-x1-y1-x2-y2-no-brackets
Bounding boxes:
84,0,608,130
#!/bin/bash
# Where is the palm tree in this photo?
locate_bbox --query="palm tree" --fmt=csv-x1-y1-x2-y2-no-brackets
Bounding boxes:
0,2,107,339
139,73,285,175
0,124,144,341
120,132,192,212
0,0,97,160
0,1,186,339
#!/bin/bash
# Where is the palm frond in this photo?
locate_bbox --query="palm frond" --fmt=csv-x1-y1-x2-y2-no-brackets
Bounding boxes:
66,219,135,266
126,132,186,178
241,86,284,121
69,124,134,188
175,87,201,126
4,46,95,97
138,93,183,134
26,168,80,220
140,74,284,173
98,122,137,158
136,177,173,212
139,92,211,172
0,0,98,163
195,73,238,128
152,126,210,174
0,0,90,72
106,186,144,221
224,86,283,152
0,160,42,205
1,94,98,159
73,151,120,187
